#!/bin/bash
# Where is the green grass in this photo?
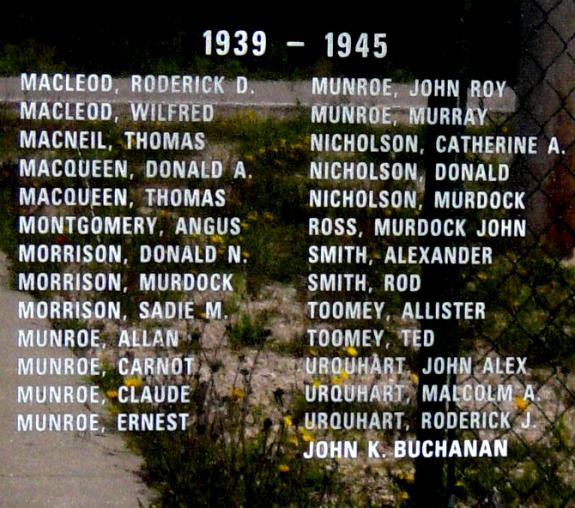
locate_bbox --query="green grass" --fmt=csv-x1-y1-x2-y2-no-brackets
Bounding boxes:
226,312,271,349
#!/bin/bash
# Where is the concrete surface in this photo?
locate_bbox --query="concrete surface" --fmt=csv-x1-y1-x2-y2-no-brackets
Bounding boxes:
0,252,151,507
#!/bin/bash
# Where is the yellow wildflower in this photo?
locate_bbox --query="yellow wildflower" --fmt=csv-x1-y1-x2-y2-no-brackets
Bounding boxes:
278,464,290,473
331,375,343,385
400,491,409,500
232,387,245,400
288,436,299,446
106,389,118,399
410,373,419,385
340,369,350,380
312,378,321,388
124,376,143,388
283,415,293,427
346,346,358,357
515,396,529,411
299,428,314,442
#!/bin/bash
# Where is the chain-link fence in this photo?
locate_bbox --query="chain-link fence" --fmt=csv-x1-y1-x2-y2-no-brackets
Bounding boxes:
413,1,575,506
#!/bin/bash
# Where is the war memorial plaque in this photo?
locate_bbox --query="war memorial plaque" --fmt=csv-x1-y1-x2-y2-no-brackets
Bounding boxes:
1,5,574,506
